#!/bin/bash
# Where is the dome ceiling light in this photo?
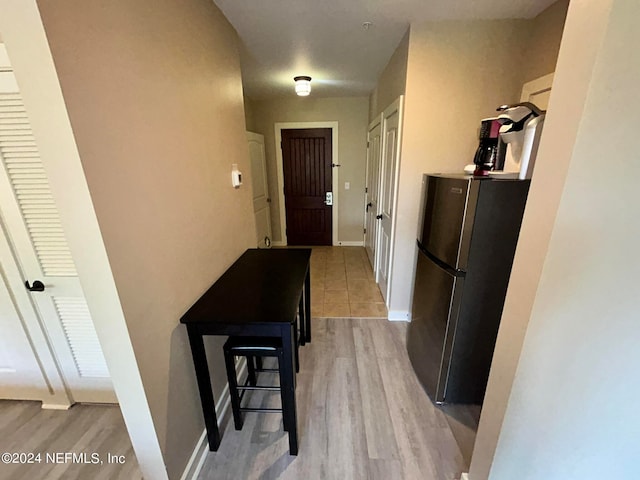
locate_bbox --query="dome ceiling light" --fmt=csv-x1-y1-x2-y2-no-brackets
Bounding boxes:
294,76,312,96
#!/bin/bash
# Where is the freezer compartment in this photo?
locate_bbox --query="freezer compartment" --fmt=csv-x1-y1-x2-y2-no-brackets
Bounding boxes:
418,175,478,271
407,247,464,403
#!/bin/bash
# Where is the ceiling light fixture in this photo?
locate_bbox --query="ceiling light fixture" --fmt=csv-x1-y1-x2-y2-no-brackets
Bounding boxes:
294,76,312,96
362,21,373,30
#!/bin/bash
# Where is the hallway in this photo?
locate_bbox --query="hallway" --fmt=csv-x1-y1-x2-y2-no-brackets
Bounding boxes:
0,246,478,480
310,246,388,319
198,317,466,479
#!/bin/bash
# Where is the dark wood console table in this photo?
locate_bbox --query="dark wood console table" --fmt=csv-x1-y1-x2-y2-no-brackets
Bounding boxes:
180,248,311,455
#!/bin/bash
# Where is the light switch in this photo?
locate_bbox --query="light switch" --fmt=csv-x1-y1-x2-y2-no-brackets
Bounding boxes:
345,182,350,190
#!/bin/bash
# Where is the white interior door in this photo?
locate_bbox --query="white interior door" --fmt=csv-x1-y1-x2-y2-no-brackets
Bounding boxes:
364,117,382,269
0,259,49,401
376,97,404,303
0,56,115,404
521,72,554,110
247,132,272,248
0,221,72,407
0,56,47,401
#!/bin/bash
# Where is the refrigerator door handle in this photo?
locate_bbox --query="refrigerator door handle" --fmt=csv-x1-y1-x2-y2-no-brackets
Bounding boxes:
417,241,465,277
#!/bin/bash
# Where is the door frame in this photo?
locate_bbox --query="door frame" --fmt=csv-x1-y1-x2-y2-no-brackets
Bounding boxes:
520,72,555,103
275,122,339,246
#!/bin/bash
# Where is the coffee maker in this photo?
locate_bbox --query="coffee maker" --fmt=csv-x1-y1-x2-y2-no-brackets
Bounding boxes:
494,102,545,179
472,117,505,176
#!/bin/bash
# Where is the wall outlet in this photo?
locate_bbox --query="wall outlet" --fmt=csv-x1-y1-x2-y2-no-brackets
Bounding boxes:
344,182,350,190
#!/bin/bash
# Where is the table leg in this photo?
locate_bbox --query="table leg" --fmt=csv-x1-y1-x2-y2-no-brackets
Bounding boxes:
298,296,306,347
305,268,311,343
294,324,300,374
187,327,221,451
280,324,298,455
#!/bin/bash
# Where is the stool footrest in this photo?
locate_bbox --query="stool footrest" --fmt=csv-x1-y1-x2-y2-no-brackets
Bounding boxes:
237,385,280,391
240,407,283,413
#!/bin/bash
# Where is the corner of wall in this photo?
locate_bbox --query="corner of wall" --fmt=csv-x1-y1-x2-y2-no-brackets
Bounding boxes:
244,95,258,132
370,27,410,120
469,0,615,477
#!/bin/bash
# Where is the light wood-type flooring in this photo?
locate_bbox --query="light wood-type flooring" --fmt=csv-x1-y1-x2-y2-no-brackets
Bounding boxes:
198,317,469,480
0,401,142,480
1,247,479,480
310,246,388,318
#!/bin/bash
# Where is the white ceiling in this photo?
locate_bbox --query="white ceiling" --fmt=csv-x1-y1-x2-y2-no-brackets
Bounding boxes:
214,0,558,100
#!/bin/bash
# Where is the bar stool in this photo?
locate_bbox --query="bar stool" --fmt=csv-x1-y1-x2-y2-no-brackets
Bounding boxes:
223,336,298,454
252,307,303,374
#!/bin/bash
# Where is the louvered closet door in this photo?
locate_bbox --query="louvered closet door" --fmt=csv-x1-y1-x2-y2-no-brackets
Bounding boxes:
0,68,115,403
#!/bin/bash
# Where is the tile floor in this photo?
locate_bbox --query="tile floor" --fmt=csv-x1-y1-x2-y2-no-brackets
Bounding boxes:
309,246,388,318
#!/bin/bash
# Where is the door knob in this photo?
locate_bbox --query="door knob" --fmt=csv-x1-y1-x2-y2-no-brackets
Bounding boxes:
366,202,372,212
25,280,45,292
376,214,383,220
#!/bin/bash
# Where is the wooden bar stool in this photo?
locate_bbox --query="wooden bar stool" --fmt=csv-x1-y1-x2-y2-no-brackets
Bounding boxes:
223,336,298,455
252,304,304,374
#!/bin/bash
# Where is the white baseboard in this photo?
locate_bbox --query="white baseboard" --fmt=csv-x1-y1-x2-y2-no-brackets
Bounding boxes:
388,310,410,322
41,402,72,410
272,240,365,247
335,241,364,246
180,358,248,480
180,429,209,480
461,473,469,480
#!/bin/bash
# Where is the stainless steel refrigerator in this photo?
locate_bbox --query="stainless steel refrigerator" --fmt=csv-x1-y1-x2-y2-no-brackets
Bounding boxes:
407,174,529,404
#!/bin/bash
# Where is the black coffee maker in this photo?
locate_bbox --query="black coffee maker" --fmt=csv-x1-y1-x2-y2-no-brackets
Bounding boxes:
473,118,506,176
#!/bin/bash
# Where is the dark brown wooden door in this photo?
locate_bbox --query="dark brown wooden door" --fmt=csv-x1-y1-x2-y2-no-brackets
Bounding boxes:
281,128,332,245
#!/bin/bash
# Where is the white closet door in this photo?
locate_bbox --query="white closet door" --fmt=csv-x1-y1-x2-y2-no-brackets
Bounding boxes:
376,97,404,303
248,132,272,248
0,265,48,401
364,117,382,270
0,63,115,403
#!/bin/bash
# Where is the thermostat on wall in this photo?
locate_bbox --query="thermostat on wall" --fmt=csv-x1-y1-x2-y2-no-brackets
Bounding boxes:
232,163,243,188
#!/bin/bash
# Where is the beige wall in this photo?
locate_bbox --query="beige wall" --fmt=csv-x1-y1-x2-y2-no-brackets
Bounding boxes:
388,19,530,317
251,96,369,244
37,0,255,478
469,0,616,478
367,0,572,474
520,0,569,84
478,0,638,478
369,29,409,122
244,95,257,132
380,0,567,317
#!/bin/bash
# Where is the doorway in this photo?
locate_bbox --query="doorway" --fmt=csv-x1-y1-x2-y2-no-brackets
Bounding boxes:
364,117,382,270
275,122,339,246
247,132,272,248
0,49,115,405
